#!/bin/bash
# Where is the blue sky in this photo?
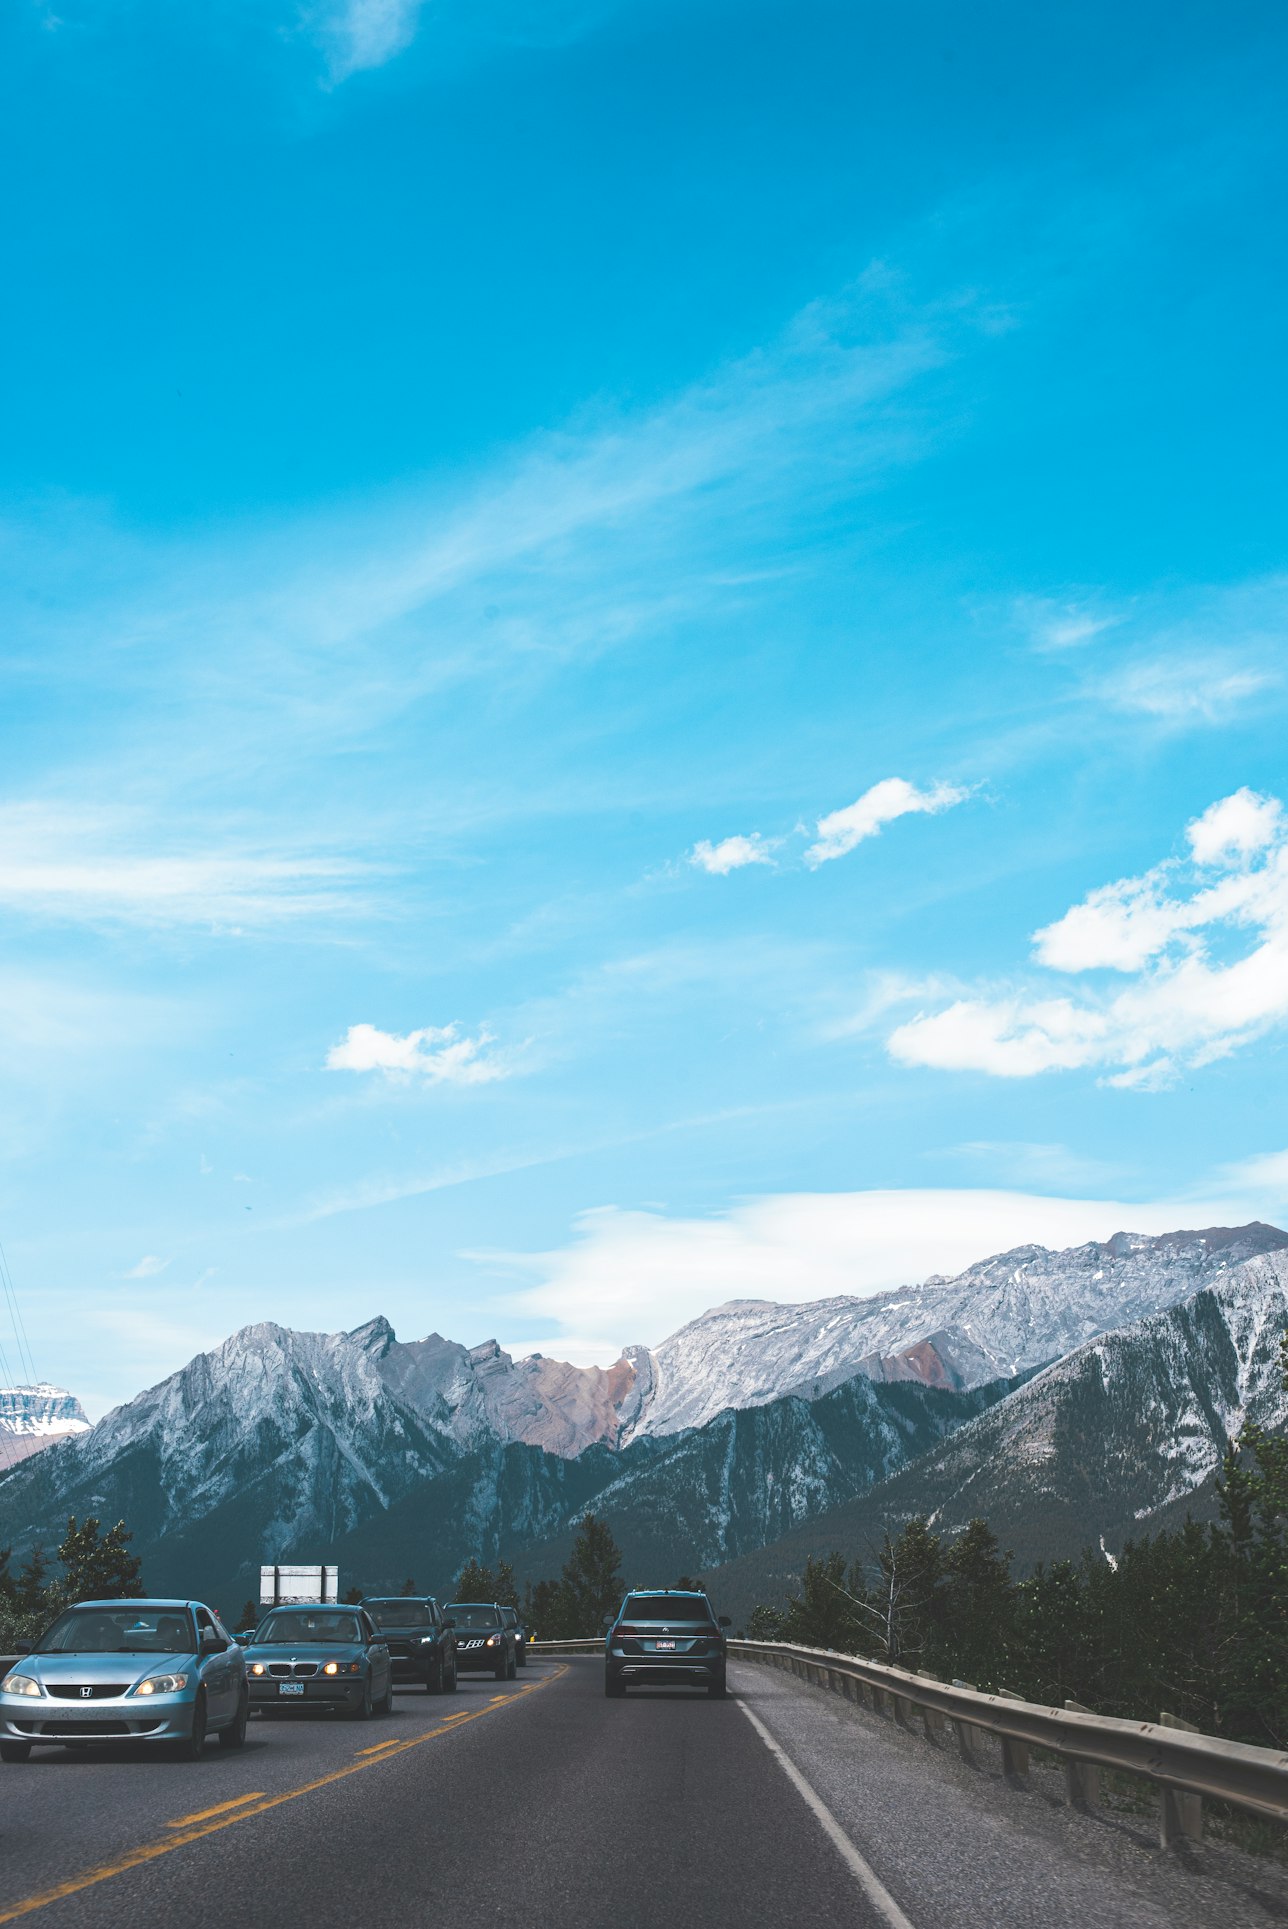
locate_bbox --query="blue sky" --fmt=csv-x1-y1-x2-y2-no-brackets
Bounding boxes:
2,0,1287,1415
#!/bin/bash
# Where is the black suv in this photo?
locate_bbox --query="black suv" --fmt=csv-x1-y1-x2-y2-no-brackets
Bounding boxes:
445,1602,518,1679
362,1597,457,1694
604,1589,731,1698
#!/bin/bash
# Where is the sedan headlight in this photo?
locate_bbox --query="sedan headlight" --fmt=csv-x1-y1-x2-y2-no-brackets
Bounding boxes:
1,1673,43,1698
134,1673,189,1696
322,1660,361,1676
485,1636,497,1647
250,1662,266,1676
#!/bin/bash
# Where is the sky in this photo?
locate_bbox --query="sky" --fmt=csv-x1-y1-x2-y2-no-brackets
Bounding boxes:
2,0,1287,1417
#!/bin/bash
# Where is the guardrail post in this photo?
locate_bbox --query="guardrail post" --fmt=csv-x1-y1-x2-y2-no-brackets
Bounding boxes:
1158,1714,1203,1846
950,1680,979,1763
916,1671,946,1743
1062,1701,1100,1808
997,1691,1029,1777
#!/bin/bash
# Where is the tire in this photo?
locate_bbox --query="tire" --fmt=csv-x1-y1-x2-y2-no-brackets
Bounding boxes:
175,1690,209,1760
348,1678,374,1720
493,1653,507,1680
219,1688,249,1749
447,1658,458,1693
0,1741,32,1762
708,1673,727,1700
604,1674,626,1699
375,1673,393,1716
517,1646,527,1669
507,1651,517,1681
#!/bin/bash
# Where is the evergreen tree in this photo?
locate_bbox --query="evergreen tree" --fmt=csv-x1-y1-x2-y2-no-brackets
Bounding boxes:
781,1552,867,1652
558,1514,623,1634
453,1556,497,1601
747,1603,786,1640
493,1559,519,1609
400,1575,417,1596
934,1519,1016,1689
54,1516,143,1606
870,1519,943,1666
239,1598,260,1630
523,1576,572,1641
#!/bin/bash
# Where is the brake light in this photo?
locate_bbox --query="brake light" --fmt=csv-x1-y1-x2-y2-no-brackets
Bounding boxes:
614,1626,641,1637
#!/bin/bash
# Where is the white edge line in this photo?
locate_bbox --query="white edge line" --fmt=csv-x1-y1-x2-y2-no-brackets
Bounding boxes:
737,1694,918,1929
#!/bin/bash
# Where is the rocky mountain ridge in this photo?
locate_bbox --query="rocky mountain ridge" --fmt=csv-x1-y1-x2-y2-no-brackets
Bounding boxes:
0,1383,90,1469
700,1247,1288,1627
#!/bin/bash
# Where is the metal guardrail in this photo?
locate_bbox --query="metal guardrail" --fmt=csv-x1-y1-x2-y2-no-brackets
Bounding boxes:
728,1639,1288,1846
528,1638,605,1655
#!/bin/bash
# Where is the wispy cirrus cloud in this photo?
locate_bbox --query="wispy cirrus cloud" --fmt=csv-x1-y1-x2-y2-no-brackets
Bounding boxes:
0,804,372,931
315,0,424,80
326,1020,512,1084
888,788,1288,1086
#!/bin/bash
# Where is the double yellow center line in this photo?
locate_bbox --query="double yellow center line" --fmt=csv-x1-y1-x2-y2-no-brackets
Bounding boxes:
0,1666,565,1925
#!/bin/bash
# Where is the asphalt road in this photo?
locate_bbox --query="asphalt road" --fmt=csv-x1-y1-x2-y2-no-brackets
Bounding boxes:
1,1659,1286,1929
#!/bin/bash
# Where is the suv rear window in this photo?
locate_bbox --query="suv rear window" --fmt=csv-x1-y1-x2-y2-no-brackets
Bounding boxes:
621,1595,711,1622
365,1601,433,1629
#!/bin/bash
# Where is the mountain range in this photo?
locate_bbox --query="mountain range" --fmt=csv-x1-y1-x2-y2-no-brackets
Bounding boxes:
0,1384,90,1470
1,1221,1284,1621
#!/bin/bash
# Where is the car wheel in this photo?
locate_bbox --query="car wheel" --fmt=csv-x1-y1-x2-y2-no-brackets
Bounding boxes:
0,1740,33,1762
447,1659,458,1693
707,1673,727,1699
348,1678,374,1720
175,1690,209,1760
507,1650,517,1680
375,1673,393,1716
427,1656,443,1694
493,1653,507,1680
219,1688,249,1748
604,1673,626,1698
517,1647,527,1669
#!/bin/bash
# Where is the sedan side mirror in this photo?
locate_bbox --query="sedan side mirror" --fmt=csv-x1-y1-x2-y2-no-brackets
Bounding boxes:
234,1632,252,1647
602,1614,614,1630
14,1641,32,1655
200,1629,226,1653
443,1616,455,1628
718,1616,731,1628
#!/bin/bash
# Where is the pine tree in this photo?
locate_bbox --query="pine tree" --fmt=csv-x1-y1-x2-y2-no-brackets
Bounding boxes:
936,1518,1015,1689
239,1598,259,1630
400,1575,417,1596
493,1559,519,1609
453,1557,497,1602
54,1517,143,1606
558,1514,623,1634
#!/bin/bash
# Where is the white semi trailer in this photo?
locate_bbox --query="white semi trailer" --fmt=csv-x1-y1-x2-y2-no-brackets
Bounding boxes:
260,1563,339,1607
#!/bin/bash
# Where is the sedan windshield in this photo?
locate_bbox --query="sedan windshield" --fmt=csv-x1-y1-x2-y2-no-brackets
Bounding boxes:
620,1596,712,1622
448,1604,502,1630
36,1606,194,1654
256,1612,363,1645
365,1602,432,1630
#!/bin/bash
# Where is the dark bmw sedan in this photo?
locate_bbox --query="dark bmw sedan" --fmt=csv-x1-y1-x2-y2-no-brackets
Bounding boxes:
604,1590,731,1698
244,1606,392,1719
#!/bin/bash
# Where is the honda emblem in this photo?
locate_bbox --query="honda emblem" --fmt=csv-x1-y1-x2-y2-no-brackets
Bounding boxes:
80,1686,92,1699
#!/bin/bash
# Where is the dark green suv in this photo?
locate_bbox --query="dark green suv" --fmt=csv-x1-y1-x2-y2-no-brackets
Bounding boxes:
604,1589,731,1698
362,1597,457,1694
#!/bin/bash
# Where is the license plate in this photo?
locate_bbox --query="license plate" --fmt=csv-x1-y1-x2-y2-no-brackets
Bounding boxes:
655,1640,676,1650
279,1682,305,1696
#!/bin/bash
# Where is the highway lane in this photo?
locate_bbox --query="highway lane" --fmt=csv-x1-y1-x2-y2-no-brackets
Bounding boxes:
0,1660,889,1929
4,1657,1287,1929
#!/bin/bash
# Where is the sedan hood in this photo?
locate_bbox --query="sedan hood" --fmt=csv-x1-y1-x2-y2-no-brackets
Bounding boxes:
245,1643,364,1665
17,1651,193,1684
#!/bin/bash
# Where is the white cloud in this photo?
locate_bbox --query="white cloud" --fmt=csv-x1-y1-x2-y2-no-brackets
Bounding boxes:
1014,594,1123,652
888,788,1288,1084
0,803,368,929
805,778,971,867
1188,787,1283,866
122,1254,170,1279
492,1186,1244,1361
326,1021,510,1084
689,834,777,875
317,0,424,79
1102,656,1275,725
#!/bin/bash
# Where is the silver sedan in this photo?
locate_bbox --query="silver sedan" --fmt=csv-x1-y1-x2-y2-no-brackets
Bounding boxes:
0,1597,249,1761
